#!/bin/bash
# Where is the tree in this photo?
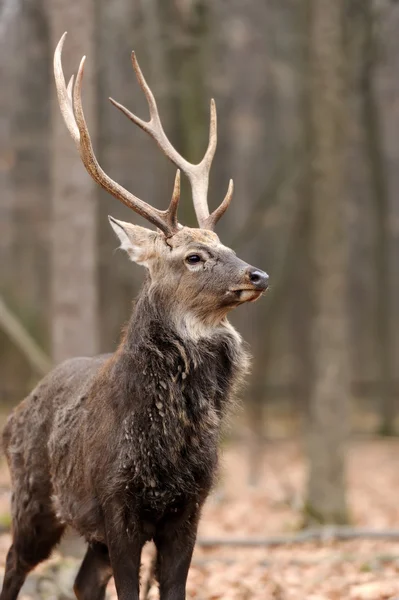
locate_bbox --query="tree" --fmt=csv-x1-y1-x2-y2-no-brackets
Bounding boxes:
360,0,395,435
303,0,350,524
46,0,98,363
0,0,51,397
96,0,143,351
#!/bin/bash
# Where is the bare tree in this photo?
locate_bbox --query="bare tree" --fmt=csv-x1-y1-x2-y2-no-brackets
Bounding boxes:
2,0,50,337
46,0,98,362
0,0,16,287
303,0,350,524
96,0,144,351
360,0,395,435
0,0,51,398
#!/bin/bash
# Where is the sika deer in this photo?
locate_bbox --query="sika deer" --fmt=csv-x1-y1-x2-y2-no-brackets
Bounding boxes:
0,33,269,600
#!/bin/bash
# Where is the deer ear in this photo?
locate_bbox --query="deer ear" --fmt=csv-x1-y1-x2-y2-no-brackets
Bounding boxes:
108,216,157,266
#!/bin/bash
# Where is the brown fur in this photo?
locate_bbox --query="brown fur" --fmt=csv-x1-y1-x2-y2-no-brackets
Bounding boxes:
1,225,268,600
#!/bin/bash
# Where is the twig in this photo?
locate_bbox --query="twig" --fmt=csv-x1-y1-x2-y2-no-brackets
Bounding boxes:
0,295,52,376
197,527,399,548
192,552,399,567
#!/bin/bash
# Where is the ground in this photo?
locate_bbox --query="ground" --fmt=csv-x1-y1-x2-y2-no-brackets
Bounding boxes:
0,439,398,599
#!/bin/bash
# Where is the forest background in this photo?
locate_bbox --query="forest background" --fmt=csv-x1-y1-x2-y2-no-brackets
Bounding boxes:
0,1,399,597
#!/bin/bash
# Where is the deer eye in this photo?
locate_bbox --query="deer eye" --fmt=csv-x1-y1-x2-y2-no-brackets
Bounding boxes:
185,254,202,265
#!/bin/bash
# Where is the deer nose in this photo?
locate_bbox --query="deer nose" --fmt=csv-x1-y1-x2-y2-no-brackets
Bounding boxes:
247,267,269,290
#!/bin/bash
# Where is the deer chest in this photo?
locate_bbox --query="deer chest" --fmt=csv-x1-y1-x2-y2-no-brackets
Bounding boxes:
114,328,244,511
118,386,221,511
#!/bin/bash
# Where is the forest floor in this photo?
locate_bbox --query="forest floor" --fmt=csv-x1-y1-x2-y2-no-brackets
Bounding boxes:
0,438,398,599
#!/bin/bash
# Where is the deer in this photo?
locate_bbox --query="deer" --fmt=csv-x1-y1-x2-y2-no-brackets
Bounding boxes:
0,32,269,600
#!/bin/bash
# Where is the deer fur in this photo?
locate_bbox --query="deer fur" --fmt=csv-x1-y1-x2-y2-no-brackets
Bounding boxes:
1,224,268,600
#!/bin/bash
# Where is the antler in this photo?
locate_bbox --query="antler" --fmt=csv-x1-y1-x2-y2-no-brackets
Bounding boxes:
53,32,180,237
109,53,233,230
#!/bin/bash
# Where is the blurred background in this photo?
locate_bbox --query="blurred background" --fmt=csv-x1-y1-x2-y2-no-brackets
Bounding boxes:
1,0,399,597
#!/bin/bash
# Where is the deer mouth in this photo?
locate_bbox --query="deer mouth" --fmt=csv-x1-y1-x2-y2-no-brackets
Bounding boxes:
229,288,264,303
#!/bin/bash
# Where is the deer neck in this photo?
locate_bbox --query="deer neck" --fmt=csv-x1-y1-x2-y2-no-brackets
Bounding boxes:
119,281,239,353
107,282,246,402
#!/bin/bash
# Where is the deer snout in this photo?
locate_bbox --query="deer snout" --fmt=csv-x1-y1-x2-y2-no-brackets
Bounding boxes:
246,267,269,291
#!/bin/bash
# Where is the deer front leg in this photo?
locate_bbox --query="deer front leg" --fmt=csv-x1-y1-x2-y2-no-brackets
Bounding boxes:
104,510,143,600
155,513,199,600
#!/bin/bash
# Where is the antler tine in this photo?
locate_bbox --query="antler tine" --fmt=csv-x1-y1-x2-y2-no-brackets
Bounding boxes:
168,170,181,232
66,75,75,104
109,54,229,231
203,179,234,230
53,33,180,237
109,53,194,175
203,98,217,169
54,33,80,145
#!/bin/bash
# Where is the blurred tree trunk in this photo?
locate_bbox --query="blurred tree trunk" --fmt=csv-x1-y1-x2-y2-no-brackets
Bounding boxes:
291,200,313,419
158,0,210,226
46,0,98,362
303,0,350,525
247,191,305,484
360,0,395,435
0,0,51,396
97,0,143,351
292,1,314,426
0,1,16,288
3,0,50,337
377,4,399,402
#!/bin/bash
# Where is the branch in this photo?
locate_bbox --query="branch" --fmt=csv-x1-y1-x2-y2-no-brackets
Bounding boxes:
0,296,52,376
192,553,399,567
197,527,399,547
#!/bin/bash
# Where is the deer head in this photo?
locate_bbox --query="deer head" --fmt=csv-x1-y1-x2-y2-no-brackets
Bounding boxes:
54,33,269,331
